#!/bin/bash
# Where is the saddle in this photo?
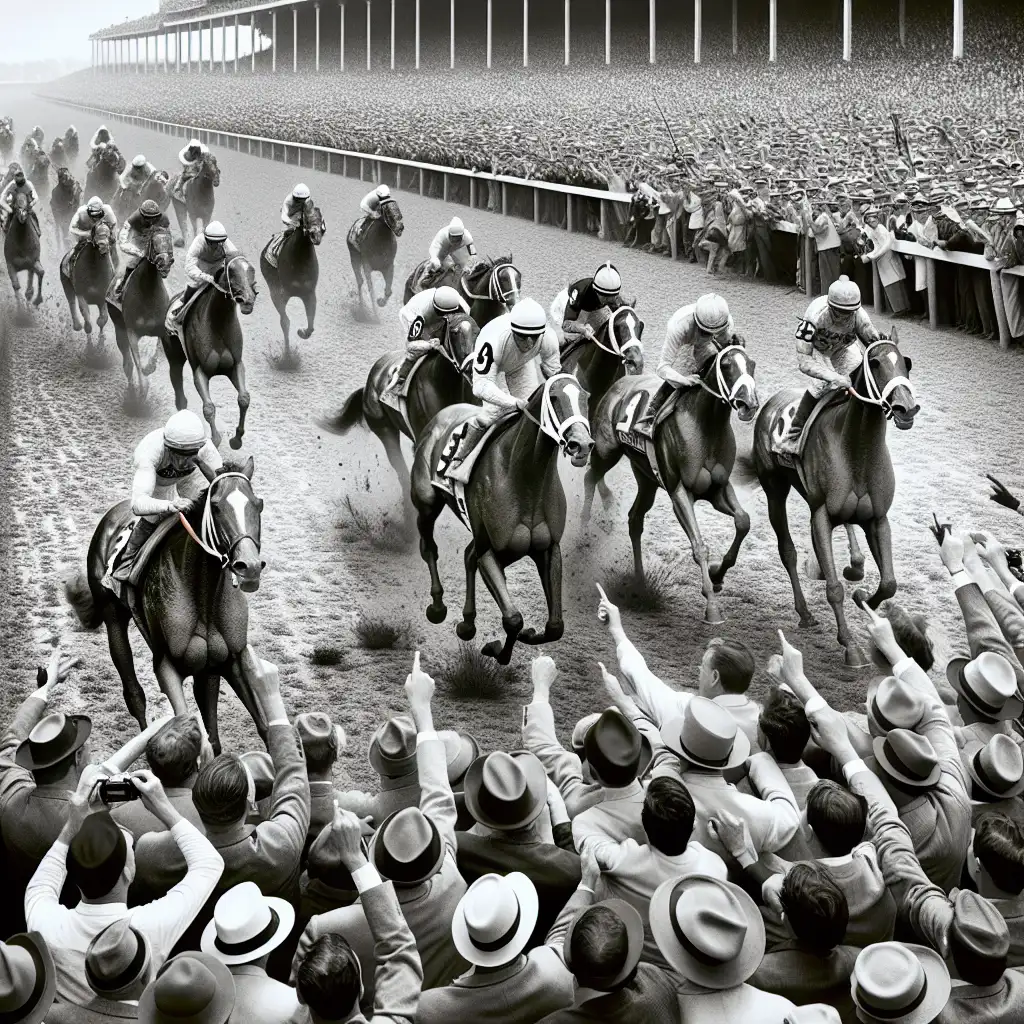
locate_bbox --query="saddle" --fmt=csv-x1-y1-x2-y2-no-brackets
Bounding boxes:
164,284,209,336
379,353,429,413
613,380,681,485
768,389,846,462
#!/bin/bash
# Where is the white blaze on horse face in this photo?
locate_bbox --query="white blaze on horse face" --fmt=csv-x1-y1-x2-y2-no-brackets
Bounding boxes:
886,351,898,367
225,489,250,537
561,381,584,424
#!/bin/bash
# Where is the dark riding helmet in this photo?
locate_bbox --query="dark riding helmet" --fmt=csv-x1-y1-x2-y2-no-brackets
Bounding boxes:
140,199,161,219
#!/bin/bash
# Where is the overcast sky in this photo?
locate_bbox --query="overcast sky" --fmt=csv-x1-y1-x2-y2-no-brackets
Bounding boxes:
1,0,153,65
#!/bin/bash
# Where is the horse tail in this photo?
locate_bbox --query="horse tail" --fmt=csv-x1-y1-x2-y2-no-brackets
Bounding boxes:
316,388,365,436
64,573,103,630
731,448,762,492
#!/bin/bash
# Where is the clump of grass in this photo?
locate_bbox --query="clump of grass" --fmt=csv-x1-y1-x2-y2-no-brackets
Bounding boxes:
335,495,411,551
602,565,678,613
310,645,344,666
439,647,517,701
354,616,408,651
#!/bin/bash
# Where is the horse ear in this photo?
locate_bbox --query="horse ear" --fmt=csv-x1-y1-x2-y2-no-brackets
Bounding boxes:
240,456,255,480
902,355,912,374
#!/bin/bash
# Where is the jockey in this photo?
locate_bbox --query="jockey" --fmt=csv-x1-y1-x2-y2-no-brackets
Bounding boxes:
166,221,239,339
87,126,112,167
118,154,156,197
561,261,622,347
266,183,312,267
176,138,210,195
444,297,560,485
360,183,391,219
633,293,741,438
111,200,169,303
65,125,78,145
778,275,881,454
422,216,476,288
102,409,224,591
385,285,471,400
30,126,44,146
0,167,39,233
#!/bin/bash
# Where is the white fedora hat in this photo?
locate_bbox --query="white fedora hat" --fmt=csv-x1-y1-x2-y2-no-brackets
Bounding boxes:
200,882,295,966
451,872,538,968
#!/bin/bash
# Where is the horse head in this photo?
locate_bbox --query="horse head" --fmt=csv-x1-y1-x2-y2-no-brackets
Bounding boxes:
488,256,521,310
91,220,112,254
855,331,918,430
12,191,29,223
698,343,759,422
598,305,645,375
302,202,325,245
195,457,265,592
50,139,65,163
381,198,404,237
445,313,480,368
56,166,73,189
216,254,258,314
536,373,593,468
101,146,120,168
200,152,220,186
147,226,175,278
32,152,50,178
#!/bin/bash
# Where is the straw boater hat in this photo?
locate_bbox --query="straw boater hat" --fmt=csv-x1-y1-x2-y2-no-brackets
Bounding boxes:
661,697,750,771
946,650,1024,722
872,729,941,789
850,942,950,1024
452,873,538,968
0,934,56,1024
201,882,295,966
963,734,1024,800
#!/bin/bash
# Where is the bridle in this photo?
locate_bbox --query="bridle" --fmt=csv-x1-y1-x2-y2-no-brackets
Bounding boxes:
699,344,756,411
379,197,401,237
589,305,644,363
538,373,589,451
849,338,916,418
490,263,521,307
178,471,261,583
219,253,251,304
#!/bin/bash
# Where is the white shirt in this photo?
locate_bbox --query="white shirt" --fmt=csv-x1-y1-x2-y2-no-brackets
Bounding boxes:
399,288,469,336
131,428,223,519
470,313,561,411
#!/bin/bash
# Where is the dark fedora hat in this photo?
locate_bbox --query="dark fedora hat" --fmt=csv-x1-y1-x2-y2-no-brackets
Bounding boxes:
66,811,128,899
138,953,234,1024
463,751,547,831
872,729,941,789
583,711,643,788
15,712,92,771
369,806,444,887
367,715,418,777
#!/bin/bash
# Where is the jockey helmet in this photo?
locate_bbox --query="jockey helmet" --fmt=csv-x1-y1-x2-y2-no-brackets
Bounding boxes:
510,298,548,337
87,197,104,216
140,200,161,219
593,261,621,297
448,216,465,237
14,170,25,183
188,137,201,149
204,221,227,243
163,410,207,453
292,183,311,200
828,275,862,313
375,184,391,200
132,154,147,169
432,286,462,315
693,293,731,335
32,126,43,137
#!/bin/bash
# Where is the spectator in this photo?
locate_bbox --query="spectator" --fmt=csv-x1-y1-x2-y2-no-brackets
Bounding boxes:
137,952,235,1024
0,932,57,1024
850,942,951,1024
969,813,1024,964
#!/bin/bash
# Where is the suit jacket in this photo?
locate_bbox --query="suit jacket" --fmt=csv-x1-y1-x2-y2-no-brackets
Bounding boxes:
111,786,202,840
226,965,303,1024
48,996,139,1023
991,894,1024,968
938,970,1024,1024
334,773,420,825
536,963,681,1024
672,979,796,1024
750,942,859,1023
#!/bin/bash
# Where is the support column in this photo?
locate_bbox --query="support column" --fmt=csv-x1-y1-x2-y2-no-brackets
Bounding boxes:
209,18,214,71
164,32,169,71
605,0,610,63
732,0,737,55
198,22,202,72
222,18,227,72
272,9,277,71
898,0,905,47
136,36,141,74
953,0,964,59
649,0,656,63
250,14,256,71
234,15,239,71
843,0,851,61
340,2,345,69
176,29,181,72
415,0,420,69
564,0,569,65
487,0,492,68
315,4,320,70
293,7,298,72
187,26,191,73
693,0,700,63
523,0,528,68
769,0,777,61
450,0,455,68
366,0,371,71
390,0,395,69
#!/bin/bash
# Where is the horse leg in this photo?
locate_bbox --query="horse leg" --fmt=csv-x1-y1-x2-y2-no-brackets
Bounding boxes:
102,604,148,731
377,424,415,531
519,543,565,645
626,463,659,585
708,482,752,593
227,361,250,451
33,265,44,306
582,445,623,529
669,483,724,625
380,262,394,307
349,255,366,308
415,496,448,624
153,654,191,717
162,334,188,410
363,267,381,321
225,657,270,747
858,515,898,611
476,550,524,665
97,298,109,339
6,261,21,301
191,365,223,448
297,289,316,339
271,287,291,351
457,540,479,641
60,271,82,330
810,506,868,667
764,478,816,628
79,297,94,339
192,673,222,756
844,524,866,582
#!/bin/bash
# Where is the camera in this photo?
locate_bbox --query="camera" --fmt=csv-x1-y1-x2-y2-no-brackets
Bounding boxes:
1008,549,1022,572
99,777,140,804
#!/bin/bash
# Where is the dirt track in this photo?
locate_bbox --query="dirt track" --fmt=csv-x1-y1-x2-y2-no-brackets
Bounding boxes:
3,87,1024,786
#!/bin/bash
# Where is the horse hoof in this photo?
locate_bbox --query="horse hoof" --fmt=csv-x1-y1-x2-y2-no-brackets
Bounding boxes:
297,327,312,339
33,296,42,307
456,621,476,641
229,436,243,450
704,610,726,626
845,646,871,669
72,322,83,332
481,640,503,659
377,298,387,308
174,239,185,249
844,564,865,582
799,615,818,629
852,587,870,608
426,603,447,624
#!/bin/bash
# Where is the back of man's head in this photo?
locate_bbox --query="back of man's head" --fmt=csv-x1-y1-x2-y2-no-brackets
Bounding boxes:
146,715,202,788
780,863,849,952
192,754,249,827
708,639,756,695
296,933,362,1023
568,906,634,991
641,776,695,857
882,603,934,673
974,813,1024,895
759,686,811,765
806,780,867,857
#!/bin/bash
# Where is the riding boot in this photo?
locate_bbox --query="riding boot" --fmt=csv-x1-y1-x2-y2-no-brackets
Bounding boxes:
386,352,420,398
634,382,676,439
777,390,817,455
445,420,490,484
109,517,158,585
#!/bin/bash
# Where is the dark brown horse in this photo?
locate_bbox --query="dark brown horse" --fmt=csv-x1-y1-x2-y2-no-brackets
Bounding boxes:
170,152,220,247
165,254,258,449
260,201,325,355
403,258,460,305
411,373,594,664
108,225,175,397
49,167,81,251
750,332,918,666
582,344,759,625
49,138,67,169
63,129,80,166
317,313,480,524
65,459,267,753
60,221,115,341
85,147,121,204
26,150,50,204
113,170,171,224
4,191,44,306
348,199,404,319
456,255,523,328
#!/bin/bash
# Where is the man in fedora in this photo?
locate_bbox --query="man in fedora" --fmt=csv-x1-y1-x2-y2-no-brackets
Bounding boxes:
968,814,1024,966
294,712,347,850
138,952,235,1024
946,648,1024,747
295,654,468,995
650,873,798,1021
201,881,300,1023
417,870,574,1024
850,942,950,1024
0,933,57,1024
840,674,928,760
963,734,1024,825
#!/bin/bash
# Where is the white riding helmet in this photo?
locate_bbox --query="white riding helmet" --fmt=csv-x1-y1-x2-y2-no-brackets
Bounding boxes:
828,275,862,313
448,216,465,237
163,410,207,453
375,184,391,200
132,154,147,169
432,286,462,315
204,221,227,243
86,196,104,215
292,183,311,200
593,261,621,297
510,298,548,337
693,293,731,335
188,137,201,149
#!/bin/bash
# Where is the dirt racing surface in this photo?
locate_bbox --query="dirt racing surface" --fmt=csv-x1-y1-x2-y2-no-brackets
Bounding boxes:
2,87,1024,787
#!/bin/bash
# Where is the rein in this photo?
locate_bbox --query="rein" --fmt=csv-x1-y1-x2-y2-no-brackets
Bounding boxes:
537,373,588,451
848,338,916,418
178,471,260,583
589,306,643,361
219,254,248,303
700,344,755,410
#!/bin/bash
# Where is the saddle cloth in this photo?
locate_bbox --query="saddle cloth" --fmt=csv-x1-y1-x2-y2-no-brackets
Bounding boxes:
164,284,208,335
103,514,180,600
767,391,842,461
347,215,371,250
263,231,286,269
431,414,515,526
168,172,187,203
378,353,428,414
613,382,682,485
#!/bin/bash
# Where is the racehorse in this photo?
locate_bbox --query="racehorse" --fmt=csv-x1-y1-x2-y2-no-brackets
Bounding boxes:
114,170,171,224
26,150,51,204
582,344,759,625
164,254,258,449
260,201,325,354
0,123,12,163
49,138,66,169
60,220,115,340
410,374,593,664
347,199,404,318
63,129,80,166
456,255,522,328
4,191,44,306
108,225,175,396
750,331,918,666
85,147,121,204
170,152,220,247
49,167,81,251
64,459,268,754
317,313,480,524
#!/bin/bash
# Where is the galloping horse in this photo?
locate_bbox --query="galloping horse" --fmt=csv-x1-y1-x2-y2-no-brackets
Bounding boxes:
347,199,404,318
60,220,115,340
165,254,258,449
260,201,325,354
403,258,460,305
4,191,44,306
170,152,220,247
49,167,81,251
751,331,918,666
318,313,480,524
583,344,759,625
26,150,51,204
85,147,121,204
411,374,594,664
49,138,67,169
63,129,80,166
65,459,268,753
0,123,13,163
114,170,171,224
457,255,522,328
108,225,175,396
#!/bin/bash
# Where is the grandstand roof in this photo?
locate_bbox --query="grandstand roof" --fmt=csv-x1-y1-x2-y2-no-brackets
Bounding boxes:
91,12,167,39
90,0,313,39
